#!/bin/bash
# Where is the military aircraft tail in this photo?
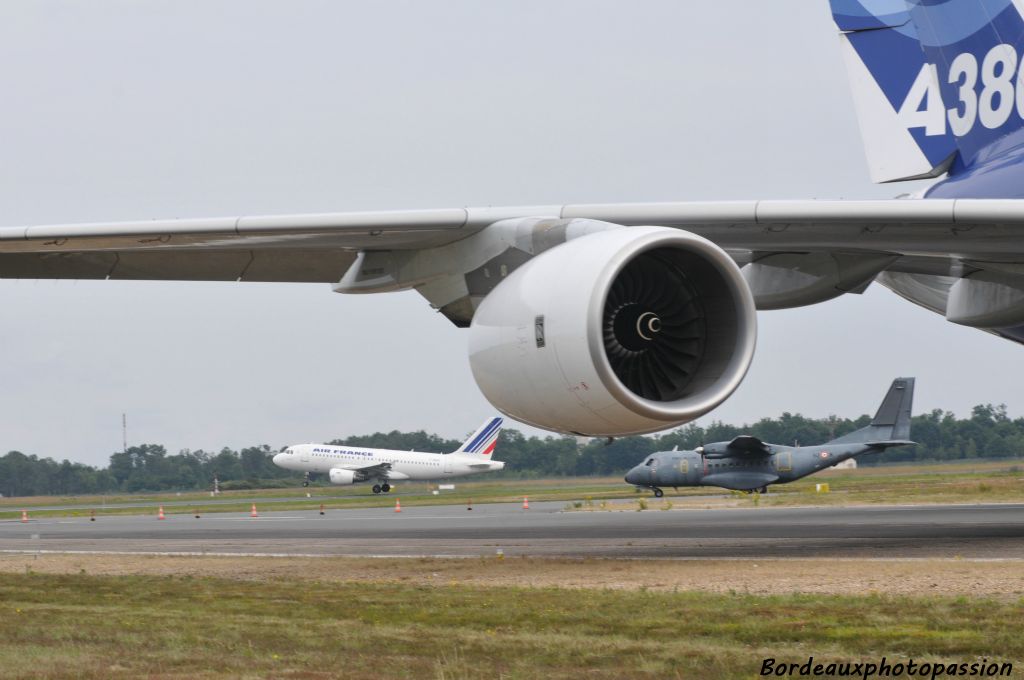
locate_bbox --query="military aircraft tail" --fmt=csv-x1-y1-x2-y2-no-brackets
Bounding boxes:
826,377,915,447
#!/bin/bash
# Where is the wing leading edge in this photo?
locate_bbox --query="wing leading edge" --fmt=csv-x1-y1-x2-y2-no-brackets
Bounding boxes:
2,199,1024,281
3,199,1024,343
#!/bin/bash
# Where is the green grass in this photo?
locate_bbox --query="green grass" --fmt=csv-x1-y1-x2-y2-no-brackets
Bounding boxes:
2,460,1023,520
0,571,1020,679
758,465,1024,507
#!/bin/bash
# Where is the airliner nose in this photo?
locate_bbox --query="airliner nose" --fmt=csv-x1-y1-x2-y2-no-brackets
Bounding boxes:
272,453,284,466
624,466,641,485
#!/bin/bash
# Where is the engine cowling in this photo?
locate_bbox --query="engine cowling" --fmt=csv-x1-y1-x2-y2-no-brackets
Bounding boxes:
329,468,356,485
468,226,756,436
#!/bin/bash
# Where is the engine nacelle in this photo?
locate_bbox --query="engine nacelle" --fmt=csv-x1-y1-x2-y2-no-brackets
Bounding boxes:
328,468,356,485
468,226,756,436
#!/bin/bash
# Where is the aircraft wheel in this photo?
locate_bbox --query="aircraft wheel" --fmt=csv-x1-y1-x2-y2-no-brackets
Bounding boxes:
302,481,309,488
653,488,664,498
372,484,382,494
759,485,768,494
381,483,391,493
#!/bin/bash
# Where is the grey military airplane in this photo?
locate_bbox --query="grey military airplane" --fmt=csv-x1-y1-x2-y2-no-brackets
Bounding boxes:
624,378,915,496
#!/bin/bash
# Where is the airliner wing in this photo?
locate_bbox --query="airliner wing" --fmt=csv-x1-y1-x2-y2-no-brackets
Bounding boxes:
0,209,480,282
2,199,1022,283
347,462,393,482
4,199,1024,344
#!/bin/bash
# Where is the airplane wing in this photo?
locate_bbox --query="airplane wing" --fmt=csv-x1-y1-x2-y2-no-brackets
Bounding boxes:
725,436,772,456
4,198,1023,344
346,462,394,482
2,199,1023,284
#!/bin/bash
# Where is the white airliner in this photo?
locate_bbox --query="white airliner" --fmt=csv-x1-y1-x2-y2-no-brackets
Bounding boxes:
272,417,505,493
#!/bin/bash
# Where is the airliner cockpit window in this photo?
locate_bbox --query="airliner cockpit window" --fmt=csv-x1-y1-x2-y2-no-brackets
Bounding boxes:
644,458,654,466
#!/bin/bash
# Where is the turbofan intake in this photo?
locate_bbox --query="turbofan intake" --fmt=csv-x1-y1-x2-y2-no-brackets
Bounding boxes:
468,225,757,436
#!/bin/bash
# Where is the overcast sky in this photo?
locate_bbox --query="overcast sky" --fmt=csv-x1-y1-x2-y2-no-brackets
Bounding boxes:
0,1,1019,467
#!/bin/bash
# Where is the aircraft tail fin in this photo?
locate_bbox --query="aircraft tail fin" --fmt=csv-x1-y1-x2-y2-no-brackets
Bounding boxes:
830,1,957,183
832,0,1024,180
452,417,503,458
827,377,915,446
901,0,1024,169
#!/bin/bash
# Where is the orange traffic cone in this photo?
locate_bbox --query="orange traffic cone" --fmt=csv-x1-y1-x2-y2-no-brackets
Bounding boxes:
394,498,402,513
319,503,325,516
522,496,529,510
20,510,28,523
157,506,166,520
250,503,258,518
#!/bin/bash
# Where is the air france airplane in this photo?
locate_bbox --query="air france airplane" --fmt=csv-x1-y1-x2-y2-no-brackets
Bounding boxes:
7,2,1024,439
272,418,506,493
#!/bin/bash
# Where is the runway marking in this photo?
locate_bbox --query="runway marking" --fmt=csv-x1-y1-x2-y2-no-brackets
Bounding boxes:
0,549,1022,562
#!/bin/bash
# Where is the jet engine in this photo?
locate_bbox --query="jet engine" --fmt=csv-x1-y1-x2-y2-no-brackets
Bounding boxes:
328,468,357,485
468,226,757,436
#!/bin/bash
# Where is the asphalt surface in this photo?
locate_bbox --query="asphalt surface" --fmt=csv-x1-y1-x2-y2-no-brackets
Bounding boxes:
1,501,1023,559
0,492,392,513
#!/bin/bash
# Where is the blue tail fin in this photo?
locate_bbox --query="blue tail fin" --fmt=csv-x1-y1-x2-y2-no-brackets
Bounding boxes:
906,0,1024,169
831,0,958,182
831,0,1024,180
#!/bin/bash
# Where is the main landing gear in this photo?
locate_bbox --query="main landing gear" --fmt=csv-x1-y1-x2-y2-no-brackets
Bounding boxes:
372,483,392,494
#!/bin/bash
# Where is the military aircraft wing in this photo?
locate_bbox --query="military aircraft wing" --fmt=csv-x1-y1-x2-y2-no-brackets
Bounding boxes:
700,435,772,458
726,436,772,455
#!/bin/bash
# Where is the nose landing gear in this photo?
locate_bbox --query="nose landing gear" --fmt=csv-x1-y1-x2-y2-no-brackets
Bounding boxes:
652,488,664,498
302,472,310,488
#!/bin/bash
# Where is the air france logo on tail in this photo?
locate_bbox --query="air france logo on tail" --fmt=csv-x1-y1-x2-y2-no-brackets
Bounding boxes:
464,417,502,456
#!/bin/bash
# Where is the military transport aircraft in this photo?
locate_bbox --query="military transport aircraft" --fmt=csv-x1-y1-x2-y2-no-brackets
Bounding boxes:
272,417,505,493
625,378,915,496
2,2,1023,438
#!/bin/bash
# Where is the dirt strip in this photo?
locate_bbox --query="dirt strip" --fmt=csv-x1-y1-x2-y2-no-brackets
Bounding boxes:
0,553,1021,598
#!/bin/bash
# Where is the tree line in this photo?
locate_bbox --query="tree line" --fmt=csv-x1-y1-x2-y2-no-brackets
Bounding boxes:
1,404,1022,497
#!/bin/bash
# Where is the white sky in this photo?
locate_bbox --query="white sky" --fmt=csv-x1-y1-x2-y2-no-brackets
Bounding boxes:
0,1,1019,466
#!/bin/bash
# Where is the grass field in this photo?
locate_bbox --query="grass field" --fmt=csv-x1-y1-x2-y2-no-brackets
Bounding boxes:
0,568,1020,679
1,459,1022,520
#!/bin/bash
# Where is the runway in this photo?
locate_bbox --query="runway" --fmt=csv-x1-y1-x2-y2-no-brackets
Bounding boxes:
1,501,1023,559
